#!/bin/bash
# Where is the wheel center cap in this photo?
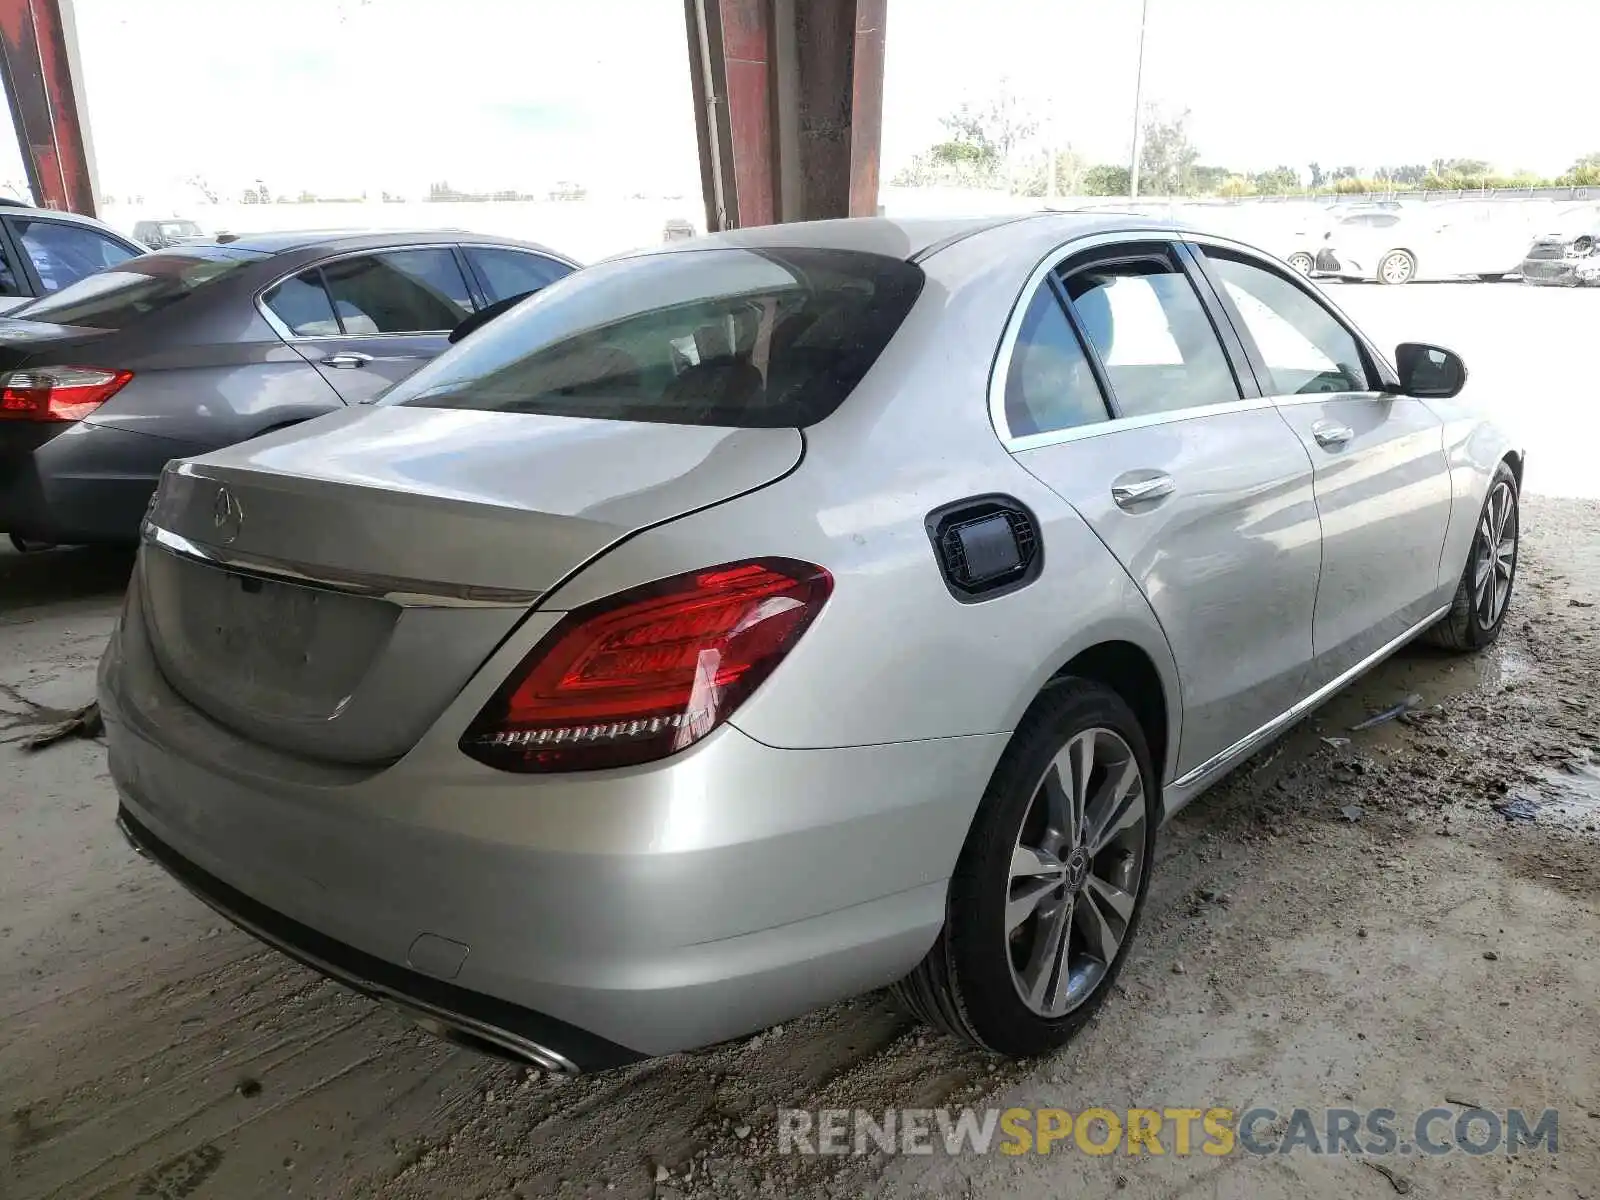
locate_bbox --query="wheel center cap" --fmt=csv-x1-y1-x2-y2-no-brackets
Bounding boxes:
1063,848,1091,893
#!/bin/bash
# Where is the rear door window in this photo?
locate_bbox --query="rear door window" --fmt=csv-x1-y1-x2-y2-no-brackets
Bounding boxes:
1061,252,1240,416
464,247,574,303
380,247,924,427
9,217,139,292
318,249,474,335
1003,287,1110,437
262,270,341,336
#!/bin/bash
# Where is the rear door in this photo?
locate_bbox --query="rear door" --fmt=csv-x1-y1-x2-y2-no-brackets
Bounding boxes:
998,237,1323,776
263,246,477,404
1191,242,1452,684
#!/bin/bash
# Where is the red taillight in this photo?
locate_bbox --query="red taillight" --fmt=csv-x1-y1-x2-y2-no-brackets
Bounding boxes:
0,366,133,422
462,558,832,773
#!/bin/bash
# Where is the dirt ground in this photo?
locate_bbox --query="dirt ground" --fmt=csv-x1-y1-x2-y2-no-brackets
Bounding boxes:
3,288,1599,1199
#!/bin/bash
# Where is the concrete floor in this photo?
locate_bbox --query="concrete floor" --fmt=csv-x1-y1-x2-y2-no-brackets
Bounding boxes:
2,283,1598,1199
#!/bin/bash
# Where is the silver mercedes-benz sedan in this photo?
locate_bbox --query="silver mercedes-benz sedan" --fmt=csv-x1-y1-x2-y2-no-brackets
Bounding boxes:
101,213,1522,1072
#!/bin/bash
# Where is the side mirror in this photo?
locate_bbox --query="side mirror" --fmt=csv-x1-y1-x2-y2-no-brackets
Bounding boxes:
448,289,537,344
1392,342,1467,399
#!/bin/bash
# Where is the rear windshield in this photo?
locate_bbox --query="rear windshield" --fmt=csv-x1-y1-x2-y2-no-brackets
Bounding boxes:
10,246,259,328
379,246,925,427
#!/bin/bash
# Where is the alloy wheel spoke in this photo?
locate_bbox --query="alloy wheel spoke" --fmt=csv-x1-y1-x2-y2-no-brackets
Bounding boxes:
1067,731,1096,848
1074,882,1122,965
1086,779,1144,856
1021,898,1073,1010
1007,875,1061,934
1474,556,1493,598
1496,537,1515,576
1086,872,1136,923
1010,844,1059,879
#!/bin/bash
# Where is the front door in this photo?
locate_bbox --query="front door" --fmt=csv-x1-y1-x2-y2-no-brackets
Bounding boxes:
263,246,476,404
999,240,1323,777
1193,244,1453,683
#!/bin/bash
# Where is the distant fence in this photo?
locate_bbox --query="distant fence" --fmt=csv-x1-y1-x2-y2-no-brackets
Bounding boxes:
1246,186,1594,205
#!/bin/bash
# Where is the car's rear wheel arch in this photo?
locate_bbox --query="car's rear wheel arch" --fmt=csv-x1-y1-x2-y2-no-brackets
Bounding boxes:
1041,641,1169,791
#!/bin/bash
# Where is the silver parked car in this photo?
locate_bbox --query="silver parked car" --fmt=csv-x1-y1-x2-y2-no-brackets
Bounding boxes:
103,214,1522,1072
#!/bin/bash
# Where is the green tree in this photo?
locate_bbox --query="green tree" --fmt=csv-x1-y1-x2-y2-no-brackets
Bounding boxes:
1250,165,1300,194
1018,146,1089,198
1565,153,1600,186
1136,108,1200,195
891,83,1039,190
1307,162,1326,188
1189,164,1233,194
1082,164,1131,195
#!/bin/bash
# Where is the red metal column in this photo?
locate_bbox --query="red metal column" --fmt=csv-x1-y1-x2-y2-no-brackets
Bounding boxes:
0,0,96,214
685,0,884,230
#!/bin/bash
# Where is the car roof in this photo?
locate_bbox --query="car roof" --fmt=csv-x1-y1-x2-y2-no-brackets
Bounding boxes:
0,201,137,235
619,212,1182,264
214,228,577,263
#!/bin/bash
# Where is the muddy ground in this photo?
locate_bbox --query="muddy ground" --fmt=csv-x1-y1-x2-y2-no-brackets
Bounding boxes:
0,494,1594,1200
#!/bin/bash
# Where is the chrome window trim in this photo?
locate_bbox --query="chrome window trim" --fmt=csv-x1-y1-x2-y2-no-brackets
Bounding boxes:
988,228,1397,452
254,242,577,344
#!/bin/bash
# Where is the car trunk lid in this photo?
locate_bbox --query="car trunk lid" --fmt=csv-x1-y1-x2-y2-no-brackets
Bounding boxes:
138,405,802,763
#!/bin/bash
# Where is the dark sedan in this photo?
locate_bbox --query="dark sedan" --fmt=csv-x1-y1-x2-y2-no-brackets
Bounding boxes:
0,229,577,546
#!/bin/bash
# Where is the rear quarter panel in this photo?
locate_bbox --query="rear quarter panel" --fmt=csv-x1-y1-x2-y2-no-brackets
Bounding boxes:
82,338,343,450
527,233,1184,783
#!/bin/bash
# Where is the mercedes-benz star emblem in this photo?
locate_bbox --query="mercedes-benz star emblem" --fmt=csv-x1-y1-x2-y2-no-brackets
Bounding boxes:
212,484,244,545
1064,848,1091,894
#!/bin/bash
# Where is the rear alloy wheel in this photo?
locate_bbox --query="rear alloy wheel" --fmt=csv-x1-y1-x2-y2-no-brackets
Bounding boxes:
1378,249,1417,285
1426,461,1519,651
893,679,1157,1056
1286,252,1316,276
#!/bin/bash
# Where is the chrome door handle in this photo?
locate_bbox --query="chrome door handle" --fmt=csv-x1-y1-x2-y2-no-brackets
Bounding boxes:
323,352,372,369
1312,420,1354,448
1111,473,1175,509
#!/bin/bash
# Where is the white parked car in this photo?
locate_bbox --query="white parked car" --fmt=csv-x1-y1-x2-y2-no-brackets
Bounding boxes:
1316,202,1543,284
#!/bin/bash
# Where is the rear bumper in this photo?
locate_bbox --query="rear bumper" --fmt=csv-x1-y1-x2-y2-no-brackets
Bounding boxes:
0,420,199,544
116,805,637,1073
100,571,1002,1061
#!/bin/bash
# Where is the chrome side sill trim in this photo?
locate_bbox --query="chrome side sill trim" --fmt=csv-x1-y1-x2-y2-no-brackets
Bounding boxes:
142,523,541,610
1168,603,1451,802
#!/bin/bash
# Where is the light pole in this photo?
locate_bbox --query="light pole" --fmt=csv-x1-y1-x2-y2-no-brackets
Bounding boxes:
1128,0,1149,198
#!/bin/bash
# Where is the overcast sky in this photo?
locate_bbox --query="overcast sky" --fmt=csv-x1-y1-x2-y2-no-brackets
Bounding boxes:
0,0,1593,204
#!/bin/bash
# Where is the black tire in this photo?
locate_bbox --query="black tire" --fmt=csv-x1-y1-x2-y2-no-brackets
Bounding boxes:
1425,461,1519,651
1476,273,1504,282
1377,249,1416,285
892,679,1159,1057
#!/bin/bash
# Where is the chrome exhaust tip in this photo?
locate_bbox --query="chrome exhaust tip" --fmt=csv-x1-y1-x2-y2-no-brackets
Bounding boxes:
409,1014,580,1075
